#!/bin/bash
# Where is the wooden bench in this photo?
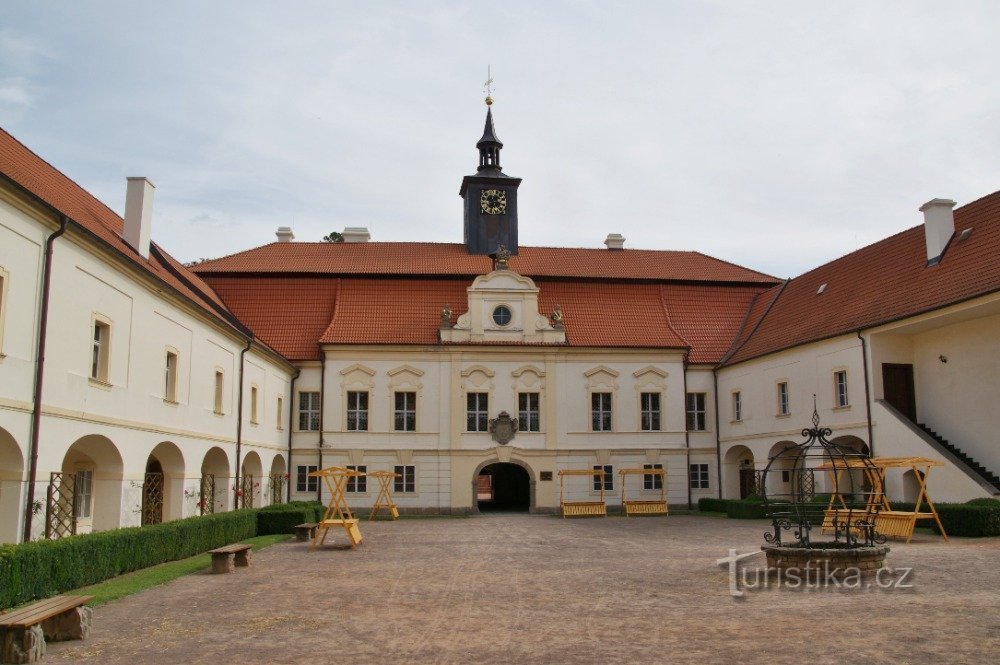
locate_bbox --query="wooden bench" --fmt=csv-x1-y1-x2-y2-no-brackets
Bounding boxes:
561,501,607,518
208,543,253,574
294,522,318,542
623,499,668,516
0,595,94,664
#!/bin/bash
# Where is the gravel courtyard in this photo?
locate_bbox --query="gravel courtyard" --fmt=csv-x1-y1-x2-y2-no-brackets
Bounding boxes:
48,514,999,665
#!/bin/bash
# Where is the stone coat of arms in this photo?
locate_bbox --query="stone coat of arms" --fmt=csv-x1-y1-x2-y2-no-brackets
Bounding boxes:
488,411,519,445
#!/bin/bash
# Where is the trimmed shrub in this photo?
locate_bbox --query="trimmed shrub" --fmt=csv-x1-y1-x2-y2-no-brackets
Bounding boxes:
697,498,732,513
257,505,320,535
929,502,1000,538
965,497,1000,506
0,509,257,609
725,500,769,520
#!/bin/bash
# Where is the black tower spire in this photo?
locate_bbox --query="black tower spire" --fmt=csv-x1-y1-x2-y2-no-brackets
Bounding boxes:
460,101,521,256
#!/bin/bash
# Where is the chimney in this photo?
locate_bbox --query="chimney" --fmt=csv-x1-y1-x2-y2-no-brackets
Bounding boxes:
275,226,295,243
604,233,625,250
919,198,956,265
123,177,155,259
342,226,371,243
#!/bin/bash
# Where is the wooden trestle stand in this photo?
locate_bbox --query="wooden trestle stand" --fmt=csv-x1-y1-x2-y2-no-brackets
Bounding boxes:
819,456,948,542
559,469,608,517
309,466,364,550
368,470,401,521
619,468,668,516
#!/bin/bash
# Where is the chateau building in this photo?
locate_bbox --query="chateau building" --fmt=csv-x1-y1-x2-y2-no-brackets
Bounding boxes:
0,104,997,541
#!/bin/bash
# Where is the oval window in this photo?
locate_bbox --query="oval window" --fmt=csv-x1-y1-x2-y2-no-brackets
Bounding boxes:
492,305,512,327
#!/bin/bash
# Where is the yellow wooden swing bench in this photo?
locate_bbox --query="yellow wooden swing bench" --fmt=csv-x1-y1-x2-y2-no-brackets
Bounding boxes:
559,469,608,518
619,468,668,516
308,466,365,549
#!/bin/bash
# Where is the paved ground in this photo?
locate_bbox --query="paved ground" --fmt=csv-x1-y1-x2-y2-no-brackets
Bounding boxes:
49,514,999,665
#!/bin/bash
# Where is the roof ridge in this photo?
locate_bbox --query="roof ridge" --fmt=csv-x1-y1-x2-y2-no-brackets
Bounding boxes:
690,250,778,281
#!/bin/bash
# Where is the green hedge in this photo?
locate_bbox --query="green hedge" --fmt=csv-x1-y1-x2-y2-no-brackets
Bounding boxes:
725,500,769,519
257,503,324,535
928,502,1000,537
697,498,733,513
0,509,257,609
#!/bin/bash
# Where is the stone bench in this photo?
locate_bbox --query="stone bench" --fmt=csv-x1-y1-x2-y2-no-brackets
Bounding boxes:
294,522,318,542
0,594,94,664
208,543,253,574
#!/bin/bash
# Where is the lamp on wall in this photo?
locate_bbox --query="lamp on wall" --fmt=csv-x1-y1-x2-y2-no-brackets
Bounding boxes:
938,355,948,363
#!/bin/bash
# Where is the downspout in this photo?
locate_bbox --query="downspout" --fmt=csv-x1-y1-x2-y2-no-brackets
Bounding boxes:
713,368,722,500
23,216,69,542
234,337,252,508
857,330,875,455
682,351,691,510
286,368,300,503
317,358,326,502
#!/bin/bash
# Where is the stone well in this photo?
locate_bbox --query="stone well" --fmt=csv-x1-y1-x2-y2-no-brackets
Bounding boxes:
762,544,890,580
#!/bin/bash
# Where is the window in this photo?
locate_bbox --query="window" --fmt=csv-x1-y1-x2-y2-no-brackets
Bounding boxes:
276,396,284,430
75,469,93,519
593,464,614,491
518,392,540,432
777,381,789,416
686,392,706,431
213,370,224,414
250,385,259,424
346,465,367,493
394,465,416,493
298,391,320,431
835,370,849,407
296,465,318,493
591,392,612,431
643,463,663,490
492,305,512,327
732,391,742,422
346,391,369,431
690,463,710,489
90,319,110,382
394,391,416,432
467,392,488,432
0,267,7,355
164,350,178,402
640,392,661,431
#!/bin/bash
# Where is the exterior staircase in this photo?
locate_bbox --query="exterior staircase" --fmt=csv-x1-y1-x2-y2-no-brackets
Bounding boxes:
916,423,1000,493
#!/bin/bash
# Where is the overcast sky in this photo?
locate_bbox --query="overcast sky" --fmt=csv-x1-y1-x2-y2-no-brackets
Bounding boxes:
2,1,998,277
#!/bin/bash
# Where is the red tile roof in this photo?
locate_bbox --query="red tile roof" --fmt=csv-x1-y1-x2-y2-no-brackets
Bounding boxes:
723,191,1000,365
193,241,778,284
0,127,253,345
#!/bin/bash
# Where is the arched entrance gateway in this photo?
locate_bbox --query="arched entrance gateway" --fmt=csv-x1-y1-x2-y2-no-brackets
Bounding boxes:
475,462,531,512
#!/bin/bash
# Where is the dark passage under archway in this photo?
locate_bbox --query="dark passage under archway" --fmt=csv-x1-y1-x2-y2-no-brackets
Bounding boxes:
477,463,530,512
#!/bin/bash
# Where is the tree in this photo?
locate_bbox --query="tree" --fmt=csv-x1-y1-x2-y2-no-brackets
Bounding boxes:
322,231,344,243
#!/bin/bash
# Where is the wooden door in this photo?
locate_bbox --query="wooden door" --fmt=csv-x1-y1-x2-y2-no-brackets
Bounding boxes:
882,363,916,422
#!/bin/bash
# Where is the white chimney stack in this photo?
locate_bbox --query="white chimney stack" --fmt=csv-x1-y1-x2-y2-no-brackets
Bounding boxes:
919,198,956,265
604,233,625,250
342,226,371,243
276,226,295,243
123,177,155,259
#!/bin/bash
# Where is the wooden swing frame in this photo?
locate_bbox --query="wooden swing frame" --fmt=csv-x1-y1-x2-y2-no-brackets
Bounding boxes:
619,468,668,516
367,470,401,521
818,456,948,542
308,466,365,550
558,469,608,518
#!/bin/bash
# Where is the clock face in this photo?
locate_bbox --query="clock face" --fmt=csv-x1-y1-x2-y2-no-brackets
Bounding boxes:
480,189,507,215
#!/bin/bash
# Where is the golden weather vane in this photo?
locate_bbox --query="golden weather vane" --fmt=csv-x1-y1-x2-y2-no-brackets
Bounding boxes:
484,65,494,106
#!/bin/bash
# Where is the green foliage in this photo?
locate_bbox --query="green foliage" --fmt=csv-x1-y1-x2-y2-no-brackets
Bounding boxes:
697,498,733,513
965,497,1000,506
0,509,257,610
725,500,769,519
322,231,344,243
929,502,1000,537
257,505,320,535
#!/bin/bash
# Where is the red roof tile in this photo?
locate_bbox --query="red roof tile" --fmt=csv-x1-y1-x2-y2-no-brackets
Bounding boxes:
724,191,1000,365
193,241,778,284
0,127,249,343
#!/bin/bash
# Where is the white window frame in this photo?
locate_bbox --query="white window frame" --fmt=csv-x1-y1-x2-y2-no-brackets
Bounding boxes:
296,465,318,493
394,465,416,493
686,392,707,431
591,392,613,432
276,396,284,431
298,391,321,431
345,465,367,493
466,392,489,432
643,463,663,490
74,467,95,520
518,392,540,432
346,390,369,431
0,266,9,357
250,384,260,424
393,391,417,432
164,349,178,403
213,369,225,415
732,391,742,422
90,316,111,384
592,464,614,491
640,392,661,431
834,370,849,408
689,463,710,490
777,381,789,416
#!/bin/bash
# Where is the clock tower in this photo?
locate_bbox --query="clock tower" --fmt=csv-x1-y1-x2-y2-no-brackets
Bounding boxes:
460,101,522,255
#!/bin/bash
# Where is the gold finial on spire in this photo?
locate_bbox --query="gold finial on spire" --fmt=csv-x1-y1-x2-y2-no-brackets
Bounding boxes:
484,65,494,106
